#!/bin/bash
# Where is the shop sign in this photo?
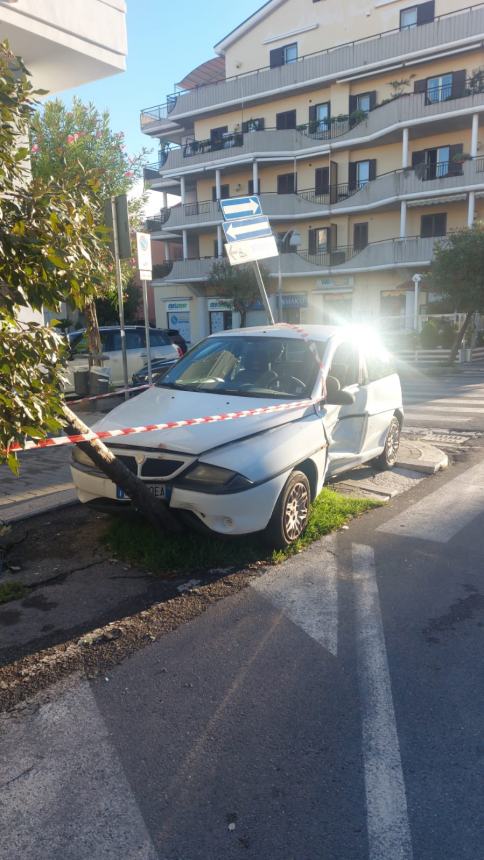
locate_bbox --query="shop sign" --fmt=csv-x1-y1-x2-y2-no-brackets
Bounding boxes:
166,300,190,313
281,294,308,309
208,298,234,312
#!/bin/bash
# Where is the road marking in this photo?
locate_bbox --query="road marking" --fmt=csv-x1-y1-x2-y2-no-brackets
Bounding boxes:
352,544,413,860
378,459,484,542
405,404,484,414
0,680,158,859
252,536,338,655
402,412,471,423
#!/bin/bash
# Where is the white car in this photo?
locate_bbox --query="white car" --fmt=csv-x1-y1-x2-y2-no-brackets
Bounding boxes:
70,325,403,547
66,325,181,391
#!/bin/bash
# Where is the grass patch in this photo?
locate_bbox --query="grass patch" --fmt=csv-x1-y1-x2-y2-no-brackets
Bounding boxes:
105,489,381,574
0,581,27,605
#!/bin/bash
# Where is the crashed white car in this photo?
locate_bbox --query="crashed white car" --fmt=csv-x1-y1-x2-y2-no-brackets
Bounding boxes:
71,325,403,547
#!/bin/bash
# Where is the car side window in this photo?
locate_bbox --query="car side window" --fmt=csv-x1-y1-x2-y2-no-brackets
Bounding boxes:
126,330,146,350
69,333,88,355
100,331,114,352
330,342,360,388
363,344,395,383
150,331,170,347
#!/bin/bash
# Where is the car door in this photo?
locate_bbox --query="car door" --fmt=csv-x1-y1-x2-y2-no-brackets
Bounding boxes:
322,339,369,475
360,343,402,455
148,330,178,362
101,329,123,386
125,328,147,378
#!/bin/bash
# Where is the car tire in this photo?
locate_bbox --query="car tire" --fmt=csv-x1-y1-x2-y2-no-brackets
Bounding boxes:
266,470,311,549
375,415,401,470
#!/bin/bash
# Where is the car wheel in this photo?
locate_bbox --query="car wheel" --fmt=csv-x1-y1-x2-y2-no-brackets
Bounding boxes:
267,470,311,549
375,415,401,470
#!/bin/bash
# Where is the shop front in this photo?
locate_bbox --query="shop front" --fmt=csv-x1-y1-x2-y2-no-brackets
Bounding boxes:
165,300,192,345
207,298,235,334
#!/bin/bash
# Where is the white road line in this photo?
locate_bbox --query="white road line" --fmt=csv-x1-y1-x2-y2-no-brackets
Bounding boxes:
352,544,413,860
252,535,338,655
378,458,484,542
404,404,484,414
0,680,158,860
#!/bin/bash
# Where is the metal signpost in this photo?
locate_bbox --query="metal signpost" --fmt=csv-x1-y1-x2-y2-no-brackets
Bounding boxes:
136,232,153,384
110,195,130,396
220,196,278,325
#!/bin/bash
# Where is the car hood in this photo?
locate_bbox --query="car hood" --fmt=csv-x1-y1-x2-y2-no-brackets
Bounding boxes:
94,386,314,456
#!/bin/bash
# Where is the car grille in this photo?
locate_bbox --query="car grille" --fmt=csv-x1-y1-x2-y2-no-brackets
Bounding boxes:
116,455,138,474
141,458,185,478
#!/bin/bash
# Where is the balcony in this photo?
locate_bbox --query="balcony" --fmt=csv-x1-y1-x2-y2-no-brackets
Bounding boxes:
145,157,484,233
140,4,484,133
153,236,444,282
145,84,484,182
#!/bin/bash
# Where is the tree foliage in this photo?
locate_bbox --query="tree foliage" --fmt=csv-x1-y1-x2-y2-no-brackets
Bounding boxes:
428,223,484,359
96,275,141,325
0,43,109,468
207,259,270,326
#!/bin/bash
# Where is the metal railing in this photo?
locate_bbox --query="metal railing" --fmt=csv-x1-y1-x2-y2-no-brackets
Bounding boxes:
140,3,484,126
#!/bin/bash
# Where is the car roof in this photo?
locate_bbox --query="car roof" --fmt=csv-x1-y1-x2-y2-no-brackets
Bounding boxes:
69,325,164,336
207,324,338,341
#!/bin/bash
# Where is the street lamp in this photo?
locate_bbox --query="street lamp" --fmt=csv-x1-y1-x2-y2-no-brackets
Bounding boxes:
412,273,422,331
277,230,302,322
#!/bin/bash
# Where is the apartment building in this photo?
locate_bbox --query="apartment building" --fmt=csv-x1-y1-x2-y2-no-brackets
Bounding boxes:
141,0,484,344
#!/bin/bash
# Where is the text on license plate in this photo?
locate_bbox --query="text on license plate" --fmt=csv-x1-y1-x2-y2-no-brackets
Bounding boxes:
116,484,171,501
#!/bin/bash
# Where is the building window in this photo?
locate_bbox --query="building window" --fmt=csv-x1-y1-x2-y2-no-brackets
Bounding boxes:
209,311,232,334
309,102,330,133
248,179,261,195
348,159,376,191
212,184,230,201
356,161,370,188
309,227,330,254
400,1,434,29
276,109,297,130
420,213,447,238
353,222,368,251
270,42,298,69
210,126,228,148
427,73,453,103
277,173,296,194
412,145,463,180
356,93,372,113
242,118,265,132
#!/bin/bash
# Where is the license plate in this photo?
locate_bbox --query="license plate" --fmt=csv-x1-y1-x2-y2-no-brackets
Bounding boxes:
116,484,171,501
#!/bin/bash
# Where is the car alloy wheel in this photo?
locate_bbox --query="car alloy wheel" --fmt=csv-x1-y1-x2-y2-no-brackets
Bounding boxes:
376,415,401,469
267,470,311,548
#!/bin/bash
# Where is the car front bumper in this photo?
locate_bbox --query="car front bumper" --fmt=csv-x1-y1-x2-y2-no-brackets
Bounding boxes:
70,464,289,536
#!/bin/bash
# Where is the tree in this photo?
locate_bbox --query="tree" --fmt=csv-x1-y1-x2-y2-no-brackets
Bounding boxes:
96,275,141,325
0,43,177,531
30,98,150,356
207,259,270,327
427,223,484,362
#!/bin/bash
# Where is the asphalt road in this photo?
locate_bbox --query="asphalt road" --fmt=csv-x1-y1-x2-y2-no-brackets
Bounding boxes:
1,442,483,860
401,362,484,431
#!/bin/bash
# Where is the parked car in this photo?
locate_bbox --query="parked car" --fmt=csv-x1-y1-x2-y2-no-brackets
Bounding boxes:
66,325,181,391
132,356,179,388
70,325,403,547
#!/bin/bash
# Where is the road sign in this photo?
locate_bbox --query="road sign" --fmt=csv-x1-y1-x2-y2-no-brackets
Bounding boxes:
220,195,261,220
225,235,278,266
103,194,131,259
136,232,152,279
223,215,272,243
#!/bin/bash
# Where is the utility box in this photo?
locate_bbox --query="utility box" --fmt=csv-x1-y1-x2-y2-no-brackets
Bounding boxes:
73,367,90,396
89,367,110,396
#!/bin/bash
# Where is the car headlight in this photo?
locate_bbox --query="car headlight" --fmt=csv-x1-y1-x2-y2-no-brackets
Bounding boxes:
178,463,253,494
72,446,97,469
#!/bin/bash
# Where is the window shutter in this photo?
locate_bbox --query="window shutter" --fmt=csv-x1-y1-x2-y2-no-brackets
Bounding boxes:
348,162,357,191
414,78,427,94
212,186,217,201
242,121,248,133
270,47,284,68
329,224,337,252
451,70,467,99
435,213,447,236
349,95,357,114
315,166,329,195
308,105,316,125
248,179,261,194
412,150,425,167
308,229,316,255
417,1,435,25
420,215,431,238
368,91,377,110
368,159,377,181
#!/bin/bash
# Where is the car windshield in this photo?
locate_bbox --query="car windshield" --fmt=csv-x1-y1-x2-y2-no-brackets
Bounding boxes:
156,335,324,399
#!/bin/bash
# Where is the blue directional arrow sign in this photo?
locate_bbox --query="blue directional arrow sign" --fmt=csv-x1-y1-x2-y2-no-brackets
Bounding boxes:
223,215,273,243
220,195,262,220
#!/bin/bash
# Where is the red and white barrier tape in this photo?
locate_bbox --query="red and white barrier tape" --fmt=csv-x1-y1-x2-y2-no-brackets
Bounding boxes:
8,398,316,453
67,383,150,406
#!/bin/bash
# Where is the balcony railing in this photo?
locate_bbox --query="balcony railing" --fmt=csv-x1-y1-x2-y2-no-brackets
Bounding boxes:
140,4,484,129
145,157,484,232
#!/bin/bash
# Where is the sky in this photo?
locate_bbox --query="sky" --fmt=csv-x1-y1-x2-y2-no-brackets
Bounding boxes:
59,0,263,165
